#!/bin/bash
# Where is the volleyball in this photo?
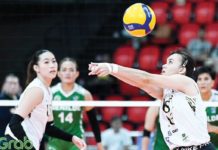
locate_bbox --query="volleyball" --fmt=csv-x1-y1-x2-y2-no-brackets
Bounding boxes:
123,3,156,37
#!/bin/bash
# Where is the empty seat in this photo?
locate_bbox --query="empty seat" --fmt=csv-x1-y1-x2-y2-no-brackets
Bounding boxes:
83,112,89,124
137,124,145,131
85,122,107,131
138,46,160,71
213,74,218,89
86,137,96,145
151,2,169,24
131,96,151,101
119,81,140,96
92,95,100,100
204,23,218,46
195,2,215,24
162,45,182,64
127,107,148,124
187,0,205,3
101,107,124,123
113,45,136,67
123,122,134,131
178,23,200,46
172,3,192,24
105,95,124,101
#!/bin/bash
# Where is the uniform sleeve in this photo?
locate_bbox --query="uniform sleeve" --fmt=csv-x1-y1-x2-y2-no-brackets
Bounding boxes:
122,130,133,146
101,130,109,147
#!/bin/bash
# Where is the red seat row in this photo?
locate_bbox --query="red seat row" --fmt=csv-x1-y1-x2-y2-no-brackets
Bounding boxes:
83,107,148,124
151,2,215,25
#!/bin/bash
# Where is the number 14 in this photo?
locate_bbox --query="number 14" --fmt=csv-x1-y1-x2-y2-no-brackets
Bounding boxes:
58,112,73,123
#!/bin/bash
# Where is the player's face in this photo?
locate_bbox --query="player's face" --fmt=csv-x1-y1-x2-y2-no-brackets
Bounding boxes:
197,73,214,94
58,61,79,84
35,52,58,80
111,120,122,132
4,76,20,96
161,54,184,75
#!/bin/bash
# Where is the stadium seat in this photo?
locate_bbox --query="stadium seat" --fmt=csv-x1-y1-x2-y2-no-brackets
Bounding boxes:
83,112,89,124
113,45,136,67
165,0,175,3
162,45,182,64
137,124,145,131
187,0,205,3
123,122,134,131
151,23,176,45
172,3,192,24
85,122,107,131
151,2,169,24
138,46,160,71
204,23,218,46
131,96,151,101
105,95,124,101
178,23,200,46
195,2,215,24
213,74,218,89
127,107,148,124
101,107,124,123
119,81,140,96
92,95,100,100
86,137,96,145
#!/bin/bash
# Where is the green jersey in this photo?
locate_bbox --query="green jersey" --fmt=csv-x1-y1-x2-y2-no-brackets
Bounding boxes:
153,116,169,150
206,90,218,149
47,83,86,150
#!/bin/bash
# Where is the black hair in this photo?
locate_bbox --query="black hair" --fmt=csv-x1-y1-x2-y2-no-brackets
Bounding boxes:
193,66,216,82
4,73,19,82
111,116,122,123
170,49,195,77
26,49,51,86
59,57,78,71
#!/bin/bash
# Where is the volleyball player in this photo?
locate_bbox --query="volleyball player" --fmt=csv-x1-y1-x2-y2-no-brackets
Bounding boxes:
2,50,86,150
141,100,168,150
193,66,218,149
47,57,104,150
89,49,215,150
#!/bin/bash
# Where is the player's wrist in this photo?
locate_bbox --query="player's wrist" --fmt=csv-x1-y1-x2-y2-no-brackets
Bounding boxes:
106,63,118,74
111,64,118,74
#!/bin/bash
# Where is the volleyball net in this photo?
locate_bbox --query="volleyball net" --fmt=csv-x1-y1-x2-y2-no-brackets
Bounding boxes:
1,100,218,150
1,100,218,107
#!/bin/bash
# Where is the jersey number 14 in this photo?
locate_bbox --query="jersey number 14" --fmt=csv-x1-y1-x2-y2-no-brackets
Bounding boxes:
58,112,73,123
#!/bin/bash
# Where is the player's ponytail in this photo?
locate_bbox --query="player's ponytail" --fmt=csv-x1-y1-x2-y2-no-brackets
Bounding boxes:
26,49,50,86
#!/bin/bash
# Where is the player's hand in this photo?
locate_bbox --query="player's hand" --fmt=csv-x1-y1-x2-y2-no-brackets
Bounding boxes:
97,142,104,150
88,62,111,77
72,136,87,150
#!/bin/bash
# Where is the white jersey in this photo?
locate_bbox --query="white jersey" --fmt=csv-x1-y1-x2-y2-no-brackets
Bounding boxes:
159,88,210,149
206,89,218,103
5,78,52,150
102,128,132,150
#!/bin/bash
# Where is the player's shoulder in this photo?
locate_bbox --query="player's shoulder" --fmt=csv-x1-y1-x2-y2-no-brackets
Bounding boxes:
51,83,61,93
212,89,218,97
103,128,113,135
75,83,90,95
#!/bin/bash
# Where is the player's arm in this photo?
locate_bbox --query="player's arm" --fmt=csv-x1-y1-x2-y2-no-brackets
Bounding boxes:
89,63,163,99
84,89,104,150
208,123,218,134
45,104,87,148
44,121,86,149
142,106,159,150
9,87,43,140
89,63,197,97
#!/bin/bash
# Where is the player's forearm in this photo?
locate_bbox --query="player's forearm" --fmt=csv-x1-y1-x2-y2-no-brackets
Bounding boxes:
45,121,72,141
111,64,151,89
141,137,150,150
208,123,218,134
